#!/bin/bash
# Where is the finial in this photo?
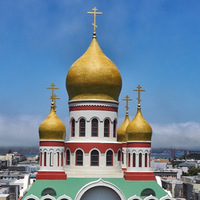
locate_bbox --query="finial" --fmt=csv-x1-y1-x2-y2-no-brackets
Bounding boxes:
87,7,102,37
133,84,145,108
47,83,60,109
122,95,132,115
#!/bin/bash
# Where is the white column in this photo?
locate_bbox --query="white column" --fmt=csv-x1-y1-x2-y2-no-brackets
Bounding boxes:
136,153,139,168
47,152,50,167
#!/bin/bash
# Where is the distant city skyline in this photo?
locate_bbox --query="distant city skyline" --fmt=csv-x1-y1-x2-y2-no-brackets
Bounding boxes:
0,0,200,148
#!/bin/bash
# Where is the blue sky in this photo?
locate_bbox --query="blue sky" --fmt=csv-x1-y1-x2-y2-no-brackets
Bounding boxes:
0,0,200,148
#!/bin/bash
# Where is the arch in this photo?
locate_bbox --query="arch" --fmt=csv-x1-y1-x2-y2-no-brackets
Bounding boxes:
144,195,158,200
71,118,75,137
41,195,56,200
106,150,113,166
91,150,99,166
66,149,70,165
160,195,172,200
91,118,98,137
104,119,110,137
141,189,156,198
75,178,126,200
41,188,57,196
128,195,142,200
76,149,83,166
79,118,86,137
24,194,40,200
57,194,72,200
113,119,117,137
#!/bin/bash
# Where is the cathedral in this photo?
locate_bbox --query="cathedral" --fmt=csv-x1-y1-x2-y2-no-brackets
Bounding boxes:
21,7,172,200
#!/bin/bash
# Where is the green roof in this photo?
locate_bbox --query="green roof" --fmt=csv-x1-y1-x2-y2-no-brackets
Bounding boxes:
22,178,167,200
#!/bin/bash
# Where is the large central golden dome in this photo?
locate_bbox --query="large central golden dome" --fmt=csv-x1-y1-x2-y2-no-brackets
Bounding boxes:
66,37,122,102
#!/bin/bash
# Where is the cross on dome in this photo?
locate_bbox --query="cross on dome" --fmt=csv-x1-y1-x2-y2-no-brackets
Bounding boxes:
122,95,132,114
133,84,145,106
87,7,102,36
47,83,60,107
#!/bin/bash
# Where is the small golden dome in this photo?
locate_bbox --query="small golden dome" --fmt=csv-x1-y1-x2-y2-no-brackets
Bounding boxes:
39,104,66,141
66,37,122,102
117,115,130,142
126,107,152,141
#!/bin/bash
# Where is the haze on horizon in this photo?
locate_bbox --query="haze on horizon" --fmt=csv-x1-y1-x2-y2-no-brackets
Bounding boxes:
0,0,200,148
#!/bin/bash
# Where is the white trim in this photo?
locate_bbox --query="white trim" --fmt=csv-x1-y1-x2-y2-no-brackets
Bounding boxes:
160,195,173,200
75,178,126,200
23,194,40,200
41,194,56,200
128,195,142,200
144,195,158,200
57,194,72,200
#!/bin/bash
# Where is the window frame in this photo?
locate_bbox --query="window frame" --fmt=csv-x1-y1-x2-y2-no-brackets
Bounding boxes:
90,150,99,166
71,118,75,137
76,149,83,166
104,119,110,137
79,118,86,137
91,118,98,137
106,150,113,166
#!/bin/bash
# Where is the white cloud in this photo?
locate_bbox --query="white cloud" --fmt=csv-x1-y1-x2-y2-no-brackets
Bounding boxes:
0,113,199,149
0,114,42,147
151,122,200,149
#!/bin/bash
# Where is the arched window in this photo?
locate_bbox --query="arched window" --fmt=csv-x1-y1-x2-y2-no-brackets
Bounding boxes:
128,153,130,167
139,153,142,167
113,120,117,137
76,150,83,166
133,153,136,167
106,150,113,166
145,153,148,167
79,118,85,137
40,152,42,166
66,149,70,165
91,118,98,137
122,152,124,164
104,119,110,137
50,152,53,167
71,119,75,137
117,150,121,161
91,150,99,166
57,152,59,166
44,152,47,167
41,188,57,196
61,152,63,166
141,188,156,197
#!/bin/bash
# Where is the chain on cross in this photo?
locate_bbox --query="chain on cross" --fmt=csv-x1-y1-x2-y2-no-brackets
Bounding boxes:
122,95,132,114
87,7,102,35
133,84,145,106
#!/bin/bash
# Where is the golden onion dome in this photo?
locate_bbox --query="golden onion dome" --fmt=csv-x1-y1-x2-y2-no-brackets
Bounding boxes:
126,106,152,141
66,37,122,102
117,114,130,142
39,103,66,141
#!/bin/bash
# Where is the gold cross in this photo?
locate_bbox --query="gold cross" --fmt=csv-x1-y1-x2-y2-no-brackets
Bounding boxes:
87,7,102,35
122,95,132,114
50,94,60,108
133,85,145,105
47,83,59,106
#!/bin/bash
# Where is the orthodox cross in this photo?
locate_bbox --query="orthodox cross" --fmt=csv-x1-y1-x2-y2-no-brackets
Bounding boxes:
122,95,132,114
47,83,59,106
87,7,102,35
50,94,60,108
133,84,145,105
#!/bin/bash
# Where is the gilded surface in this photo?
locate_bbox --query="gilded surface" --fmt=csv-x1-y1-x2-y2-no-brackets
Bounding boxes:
117,115,130,142
126,108,152,141
66,37,122,101
39,106,66,141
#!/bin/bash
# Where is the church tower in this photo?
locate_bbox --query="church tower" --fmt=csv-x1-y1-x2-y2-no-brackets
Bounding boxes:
124,85,155,180
64,8,123,177
36,84,67,180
